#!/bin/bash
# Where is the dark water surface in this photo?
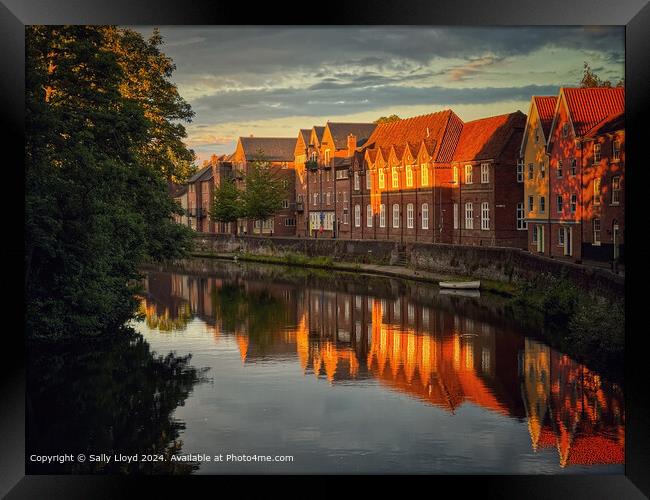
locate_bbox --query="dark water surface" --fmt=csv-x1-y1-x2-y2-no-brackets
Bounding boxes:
27,259,624,474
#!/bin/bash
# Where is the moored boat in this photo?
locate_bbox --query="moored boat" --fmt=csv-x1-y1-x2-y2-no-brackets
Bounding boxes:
438,280,481,290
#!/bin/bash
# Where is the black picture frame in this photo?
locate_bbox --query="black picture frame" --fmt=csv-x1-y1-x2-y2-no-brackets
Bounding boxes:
3,0,648,497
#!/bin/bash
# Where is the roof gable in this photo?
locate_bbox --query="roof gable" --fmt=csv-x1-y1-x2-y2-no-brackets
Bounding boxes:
324,122,377,150
559,87,625,138
238,137,296,162
534,96,558,139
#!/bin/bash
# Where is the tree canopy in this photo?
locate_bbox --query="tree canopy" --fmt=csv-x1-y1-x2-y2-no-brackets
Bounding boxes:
240,152,288,226
374,114,401,124
210,173,242,224
580,62,624,88
25,26,195,340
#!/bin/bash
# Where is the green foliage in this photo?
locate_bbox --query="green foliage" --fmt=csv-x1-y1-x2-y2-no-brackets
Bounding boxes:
240,151,287,225
374,114,401,124
580,61,624,88
210,176,242,223
25,26,195,340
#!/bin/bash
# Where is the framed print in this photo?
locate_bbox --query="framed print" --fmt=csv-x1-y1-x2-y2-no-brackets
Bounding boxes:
3,0,649,497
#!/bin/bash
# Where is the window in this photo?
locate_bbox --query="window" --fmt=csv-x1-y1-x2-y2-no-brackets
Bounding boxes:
562,123,569,138
570,158,577,176
282,199,289,209
453,166,459,184
313,193,319,206
422,203,429,229
593,218,601,245
528,196,534,212
465,202,473,229
342,208,349,224
532,224,538,243
326,170,330,182
343,191,348,203
540,196,545,213
378,169,385,189
481,202,490,230
284,218,296,227
392,204,400,228
379,204,386,227
558,227,565,246
407,203,414,228
324,149,330,164
366,170,372,190
612,176,621,205
556,195,563,213
326,192,331,205
557,160,563,178
335,169,348,180
613,139,621,161
528,163,534,180
517,160,524,183
516,203,526,230
366,205,373,227
481,163,489,183
570,194,577,214
354,204,361,227
406,165,413,187
593,177,601,205
593,143,601,164
540,162,545,179
392,167,399,188
421,164,429,186
465,164,473,184
453,203,459,229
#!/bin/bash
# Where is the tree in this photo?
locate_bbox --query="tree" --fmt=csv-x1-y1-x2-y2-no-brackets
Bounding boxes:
210,175,242,224
374,114,401,124
25,26,195,340
241,152,287,231
580,62,623,88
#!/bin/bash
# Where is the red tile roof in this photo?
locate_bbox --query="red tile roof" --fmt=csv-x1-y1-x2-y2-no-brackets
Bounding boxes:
453,111,526,162
326,122,377,150
585,111,624,138
239,137,296,162
562,87,625,137
362,110,461,162
533,96,558,138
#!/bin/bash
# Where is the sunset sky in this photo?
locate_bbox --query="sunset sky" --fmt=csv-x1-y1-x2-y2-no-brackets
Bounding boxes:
134,26,624,163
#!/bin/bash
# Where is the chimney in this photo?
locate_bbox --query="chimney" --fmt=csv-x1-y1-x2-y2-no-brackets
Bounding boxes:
347,134,357,157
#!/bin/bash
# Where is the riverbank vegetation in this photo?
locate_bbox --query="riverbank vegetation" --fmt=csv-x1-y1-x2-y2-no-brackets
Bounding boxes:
25,26,195,340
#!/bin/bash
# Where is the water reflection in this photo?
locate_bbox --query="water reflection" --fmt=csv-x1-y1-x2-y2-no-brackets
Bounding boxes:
138,262,624,471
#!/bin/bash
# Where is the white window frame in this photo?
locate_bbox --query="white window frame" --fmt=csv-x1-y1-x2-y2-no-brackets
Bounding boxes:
593,177,601,205
366,170,372,190
558,227,565,246
593,143,601,164
516,202,526,230
613,139,621,161
481,163,489,184
392,204,400,228
465,164,473,184
481,202,490,230
453,203,459,229
407,203,414,229
532,224,538,243
422,203,429,230
366,204,373,227
378,169,385,189
453,166,459,184
354,204,361,227
556,195,563,213
528,196,534,212
593,218,601,245
612,176,621,205
354,171,360,191
379,204,386,228
406,165,414,187
421,163,429,186
570,194,577,214
516,160,524,183
465,202,473,229
392,167,399,189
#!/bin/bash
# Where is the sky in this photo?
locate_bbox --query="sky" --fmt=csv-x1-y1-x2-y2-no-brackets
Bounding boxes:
133,26,624,163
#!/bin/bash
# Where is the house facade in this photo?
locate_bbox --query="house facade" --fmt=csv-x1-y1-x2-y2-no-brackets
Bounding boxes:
230,136,297,236
520,96,557,254
546,87,624,263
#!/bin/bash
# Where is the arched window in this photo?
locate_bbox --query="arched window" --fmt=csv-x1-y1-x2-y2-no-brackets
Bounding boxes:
379,204,386,227
407,203,414,228
392,204,400,228
378,169,385,189
406,165,413,187
422,203,429,229
366,205,373,227
354,204,361,227
392,167,399,189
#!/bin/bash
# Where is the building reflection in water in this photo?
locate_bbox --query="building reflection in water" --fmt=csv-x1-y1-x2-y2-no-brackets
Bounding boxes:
140,268,624,469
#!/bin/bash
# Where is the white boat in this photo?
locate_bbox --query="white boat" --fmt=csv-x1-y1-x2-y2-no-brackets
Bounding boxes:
438,280,481,290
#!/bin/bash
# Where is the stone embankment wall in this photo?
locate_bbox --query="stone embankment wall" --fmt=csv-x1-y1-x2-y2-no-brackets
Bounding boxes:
193,234,624,300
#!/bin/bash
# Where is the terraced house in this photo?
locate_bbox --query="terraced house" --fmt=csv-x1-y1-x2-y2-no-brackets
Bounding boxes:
520,96,558,254
545,87,624,263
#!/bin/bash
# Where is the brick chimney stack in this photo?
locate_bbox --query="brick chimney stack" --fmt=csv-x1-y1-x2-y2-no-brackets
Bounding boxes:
347,134,357,157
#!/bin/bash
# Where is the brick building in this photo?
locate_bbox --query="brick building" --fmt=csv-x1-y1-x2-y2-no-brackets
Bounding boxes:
230,136,297,236
545,87,624,263
450,111,527,248
186,164,213,232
